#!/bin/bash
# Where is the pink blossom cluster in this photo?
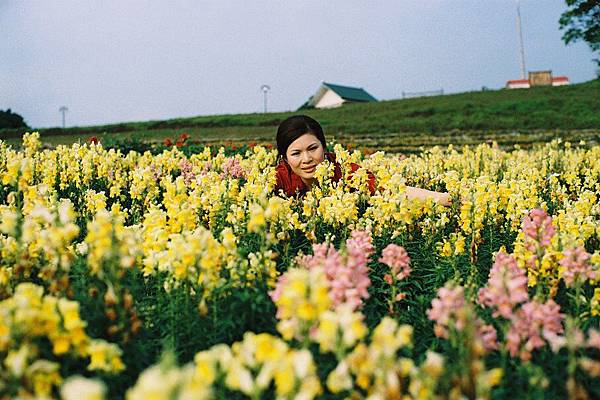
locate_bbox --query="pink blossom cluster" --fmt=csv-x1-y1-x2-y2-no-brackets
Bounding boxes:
151,165,163,182
297,243,341,269
345,230,375,284
522,208,556,250
478,251,529,318
379,244,411,281
521,208,556,271
178,158,196,184
427,284,467,339
559,246,596,287
478,324,499,351
477,249,567,359
428,283,498,351
506,299,565,361
221,157,245,179
298,230,373,311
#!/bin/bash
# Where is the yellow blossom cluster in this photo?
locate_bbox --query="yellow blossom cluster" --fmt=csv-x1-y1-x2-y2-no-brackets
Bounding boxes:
271,266,331,341
0,197,79,296
128,333,322,400
330,317,414,396
85,208,141,278
311,303,368,356
0,283,124,398
1,134,599,397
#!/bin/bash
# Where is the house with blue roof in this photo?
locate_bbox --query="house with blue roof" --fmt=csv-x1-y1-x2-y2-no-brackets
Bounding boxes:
299,82,377,110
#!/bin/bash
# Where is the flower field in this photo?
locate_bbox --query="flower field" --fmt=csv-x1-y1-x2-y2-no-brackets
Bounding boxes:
1,132,599,399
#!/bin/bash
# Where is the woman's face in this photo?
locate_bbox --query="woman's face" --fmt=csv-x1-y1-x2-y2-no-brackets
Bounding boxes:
285,133,325,184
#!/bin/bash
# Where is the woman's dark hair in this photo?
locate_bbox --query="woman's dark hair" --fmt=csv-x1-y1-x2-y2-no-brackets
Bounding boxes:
276,115,326,159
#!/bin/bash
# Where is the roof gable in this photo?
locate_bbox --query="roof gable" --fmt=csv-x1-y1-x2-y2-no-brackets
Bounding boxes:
322,82,377,102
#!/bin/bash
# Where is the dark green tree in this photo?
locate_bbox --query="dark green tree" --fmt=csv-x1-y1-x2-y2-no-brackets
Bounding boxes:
559,0,600,73
0,109,29,129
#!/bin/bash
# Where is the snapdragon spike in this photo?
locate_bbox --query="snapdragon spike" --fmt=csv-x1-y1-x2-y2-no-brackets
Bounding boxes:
522,208,555,251
428,283,499,351
478,251,529,318
427,284,467,338
506,299,565,361
298,230,373,311
221,157,245,179
559,246,596,287
379,243,411,281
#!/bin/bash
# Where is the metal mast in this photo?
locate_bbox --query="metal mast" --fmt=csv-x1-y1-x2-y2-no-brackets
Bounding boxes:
516,0,527,79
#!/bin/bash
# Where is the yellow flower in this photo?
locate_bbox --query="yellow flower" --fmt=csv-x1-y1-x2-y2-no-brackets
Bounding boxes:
591,288,600,317
421,351,444,378
87,340,125,373
274,363,295,396
247,203,266,233
326,361,353,393
53,336,71,355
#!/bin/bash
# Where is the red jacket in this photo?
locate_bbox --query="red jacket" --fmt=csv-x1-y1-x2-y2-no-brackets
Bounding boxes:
274,152,376,197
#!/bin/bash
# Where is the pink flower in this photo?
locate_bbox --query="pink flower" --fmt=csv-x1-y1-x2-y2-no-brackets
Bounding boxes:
383,274,393,285
178,158,195,184
221,157,245,179
478,251,529,318
478,324,499,351
427,284,467,339
587,329,600,350
428,283,499,353
506,299,565,361
346,230,374,255
379,244,411,281
298,243,330,270
559,246,596,287
522,208,555,250
151,165,163,182
298,230,373,311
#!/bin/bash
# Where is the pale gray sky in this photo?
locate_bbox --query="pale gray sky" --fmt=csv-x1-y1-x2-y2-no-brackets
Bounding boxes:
1,0,596,128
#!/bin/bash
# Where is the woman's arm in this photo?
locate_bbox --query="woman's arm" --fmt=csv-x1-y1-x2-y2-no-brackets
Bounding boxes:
405,186,452,207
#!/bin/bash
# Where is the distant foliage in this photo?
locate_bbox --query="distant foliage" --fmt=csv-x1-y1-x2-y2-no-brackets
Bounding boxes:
0,109,29,129
559,0,600,70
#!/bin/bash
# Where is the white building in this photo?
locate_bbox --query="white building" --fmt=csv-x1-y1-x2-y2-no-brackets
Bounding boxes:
506,72,570,89
299,82,377,109
506,78,531,89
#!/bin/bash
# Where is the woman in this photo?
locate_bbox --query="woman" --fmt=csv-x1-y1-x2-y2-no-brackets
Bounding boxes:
274,115,452,206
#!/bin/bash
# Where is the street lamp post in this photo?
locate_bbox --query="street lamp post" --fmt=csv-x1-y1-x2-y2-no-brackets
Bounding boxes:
260,85,270,113
59,106,68,128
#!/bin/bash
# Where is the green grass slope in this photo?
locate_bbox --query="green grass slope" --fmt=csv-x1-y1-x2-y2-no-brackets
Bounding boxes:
2,79,599,152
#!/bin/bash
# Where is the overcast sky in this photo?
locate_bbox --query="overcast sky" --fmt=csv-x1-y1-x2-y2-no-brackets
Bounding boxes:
1,0,596,128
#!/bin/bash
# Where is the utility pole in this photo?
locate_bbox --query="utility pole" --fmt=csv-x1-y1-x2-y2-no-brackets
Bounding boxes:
516,0,527,79
260,85,270,113
59,106,68,128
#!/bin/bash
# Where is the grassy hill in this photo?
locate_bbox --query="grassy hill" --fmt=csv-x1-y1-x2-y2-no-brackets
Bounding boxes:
2,79,599,152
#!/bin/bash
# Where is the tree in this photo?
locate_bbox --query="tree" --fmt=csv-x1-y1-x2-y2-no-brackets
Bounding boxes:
559,0,600,73
0,109,29,129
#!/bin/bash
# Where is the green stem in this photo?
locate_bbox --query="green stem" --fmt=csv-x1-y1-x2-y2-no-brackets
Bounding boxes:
574,282,582,322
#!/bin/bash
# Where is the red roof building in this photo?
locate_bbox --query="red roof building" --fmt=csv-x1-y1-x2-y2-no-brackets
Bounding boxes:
506,79,531,89
506,72,570,89
551,76,570,86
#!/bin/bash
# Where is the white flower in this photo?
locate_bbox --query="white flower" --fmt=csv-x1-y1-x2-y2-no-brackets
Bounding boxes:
61,375,106,400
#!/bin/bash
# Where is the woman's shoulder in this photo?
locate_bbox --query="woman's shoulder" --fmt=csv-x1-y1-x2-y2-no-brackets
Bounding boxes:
274,159,306,197
274,159,291,187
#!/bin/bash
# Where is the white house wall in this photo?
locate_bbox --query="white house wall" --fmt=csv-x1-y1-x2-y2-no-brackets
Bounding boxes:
315,89,344,108
507,82,530,89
